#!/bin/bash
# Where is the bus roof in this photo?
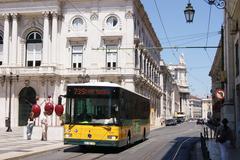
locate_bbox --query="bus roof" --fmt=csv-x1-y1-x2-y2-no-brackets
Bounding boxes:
67,82,120,87
67,82,150,100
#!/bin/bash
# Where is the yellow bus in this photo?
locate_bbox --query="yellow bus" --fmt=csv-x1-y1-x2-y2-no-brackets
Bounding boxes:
63,82,150,147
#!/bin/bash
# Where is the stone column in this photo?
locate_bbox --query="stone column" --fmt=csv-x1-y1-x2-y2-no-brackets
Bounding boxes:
42,11,49,65
2,13,10,66
51,11,58,66
11,13,18,66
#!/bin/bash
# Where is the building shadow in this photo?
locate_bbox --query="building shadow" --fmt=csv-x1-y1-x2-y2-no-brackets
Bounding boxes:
161,136,199,160
63,138,149,154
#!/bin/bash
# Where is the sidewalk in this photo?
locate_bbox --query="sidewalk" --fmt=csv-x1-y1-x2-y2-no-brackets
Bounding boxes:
0,127,65,160
192,138,240,160
206,139,240,160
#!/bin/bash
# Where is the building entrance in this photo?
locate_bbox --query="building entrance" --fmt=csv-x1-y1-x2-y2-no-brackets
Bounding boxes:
18,87,36,126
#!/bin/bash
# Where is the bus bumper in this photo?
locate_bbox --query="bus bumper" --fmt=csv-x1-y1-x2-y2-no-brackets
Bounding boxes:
64,138,125,147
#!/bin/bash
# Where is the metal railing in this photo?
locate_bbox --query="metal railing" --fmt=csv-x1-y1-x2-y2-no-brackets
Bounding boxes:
200,132,211,160
200,124,217,160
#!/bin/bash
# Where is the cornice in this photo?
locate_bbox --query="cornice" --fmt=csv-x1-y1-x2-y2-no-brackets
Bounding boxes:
133,0,162,50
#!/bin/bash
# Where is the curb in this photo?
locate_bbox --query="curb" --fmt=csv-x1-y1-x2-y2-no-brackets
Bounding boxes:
1,143,66,160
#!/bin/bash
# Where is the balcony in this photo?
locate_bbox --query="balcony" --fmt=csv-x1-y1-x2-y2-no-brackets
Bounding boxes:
0,66,57,77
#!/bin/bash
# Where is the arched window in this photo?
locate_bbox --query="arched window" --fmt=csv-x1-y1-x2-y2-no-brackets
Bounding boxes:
72,17,84,30
26,31,42,67
70,16,86,32
0,32,3,66
106,16,118,28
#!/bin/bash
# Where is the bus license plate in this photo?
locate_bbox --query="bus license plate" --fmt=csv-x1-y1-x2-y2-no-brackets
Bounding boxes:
84,141,96,145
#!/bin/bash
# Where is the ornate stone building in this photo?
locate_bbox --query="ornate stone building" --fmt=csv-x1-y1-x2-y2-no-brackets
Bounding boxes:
201,97,212,120
189,95,202,119
160,60,180,121
209,37,223,120
168,54,190,119
221,0,240,148
0,0,164,129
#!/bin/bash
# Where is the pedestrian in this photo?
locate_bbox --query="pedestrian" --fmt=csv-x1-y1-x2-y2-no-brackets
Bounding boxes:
216,118,234,160
213,118,220,139
26,111,35,140
41,111,48,141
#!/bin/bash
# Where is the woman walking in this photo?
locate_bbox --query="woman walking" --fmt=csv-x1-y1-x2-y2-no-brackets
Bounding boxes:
26,111,35,140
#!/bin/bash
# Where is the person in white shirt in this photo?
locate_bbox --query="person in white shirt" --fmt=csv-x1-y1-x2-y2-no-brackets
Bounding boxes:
41,111,48,141
26,111,35,140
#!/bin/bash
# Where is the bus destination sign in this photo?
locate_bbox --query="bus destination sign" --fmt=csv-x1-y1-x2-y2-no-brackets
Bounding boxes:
68,87,111,96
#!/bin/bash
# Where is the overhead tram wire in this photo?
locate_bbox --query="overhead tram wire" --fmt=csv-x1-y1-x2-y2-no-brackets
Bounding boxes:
66,0,107,35
187,70,210,92
161,32,219,45
204,5,214,63
176,33,220,46
159,31,219,44
92,45,220,52
153,0,178,62
189,65,211,70
64,0,141,58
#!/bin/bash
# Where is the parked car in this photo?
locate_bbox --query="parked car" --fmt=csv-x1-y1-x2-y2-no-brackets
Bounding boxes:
196,119,204,125
166,119,177,126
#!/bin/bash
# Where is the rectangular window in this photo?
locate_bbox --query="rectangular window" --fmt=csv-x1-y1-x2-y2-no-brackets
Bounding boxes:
26,43,42,67
106,45,118,70
72,45,83,69
236,40,239,76
35,61,41,66
27,61,33,67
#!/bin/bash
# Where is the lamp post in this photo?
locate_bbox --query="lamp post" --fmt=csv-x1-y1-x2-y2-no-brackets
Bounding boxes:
184,0,195,23
206,0,225,9
2,72,19,132
184,0,225,23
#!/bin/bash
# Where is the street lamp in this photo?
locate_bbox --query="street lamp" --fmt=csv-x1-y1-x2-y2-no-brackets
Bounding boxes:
206,0,225,9
184,0,195,23
1,72,19,132
184,0,225,23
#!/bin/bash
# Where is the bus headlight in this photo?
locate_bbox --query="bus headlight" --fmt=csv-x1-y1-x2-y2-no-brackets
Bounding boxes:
107,135,118,140
65,133,72,138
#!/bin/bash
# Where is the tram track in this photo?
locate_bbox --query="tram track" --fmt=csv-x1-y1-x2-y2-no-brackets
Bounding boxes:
17,123,202,160
64,150,106,160
171,137,193,160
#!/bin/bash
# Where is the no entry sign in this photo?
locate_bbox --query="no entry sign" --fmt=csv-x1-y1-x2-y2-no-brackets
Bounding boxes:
215,89,224,100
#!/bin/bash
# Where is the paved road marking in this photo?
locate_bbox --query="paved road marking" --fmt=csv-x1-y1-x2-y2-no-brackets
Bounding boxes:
172,137,193,160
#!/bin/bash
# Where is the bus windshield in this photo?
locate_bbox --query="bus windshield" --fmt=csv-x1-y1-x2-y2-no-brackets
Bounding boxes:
65,97,119,125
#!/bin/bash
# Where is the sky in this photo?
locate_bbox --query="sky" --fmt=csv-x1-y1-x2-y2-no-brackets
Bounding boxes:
141,0,224,98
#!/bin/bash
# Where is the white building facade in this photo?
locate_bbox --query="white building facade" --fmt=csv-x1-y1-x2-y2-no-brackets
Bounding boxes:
0,0,163,128
168,54,190,119
189,96,202,119
160,60,180,121
201,97,212,120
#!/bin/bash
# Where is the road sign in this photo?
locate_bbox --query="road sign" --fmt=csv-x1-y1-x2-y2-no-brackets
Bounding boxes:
215,89,224,100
